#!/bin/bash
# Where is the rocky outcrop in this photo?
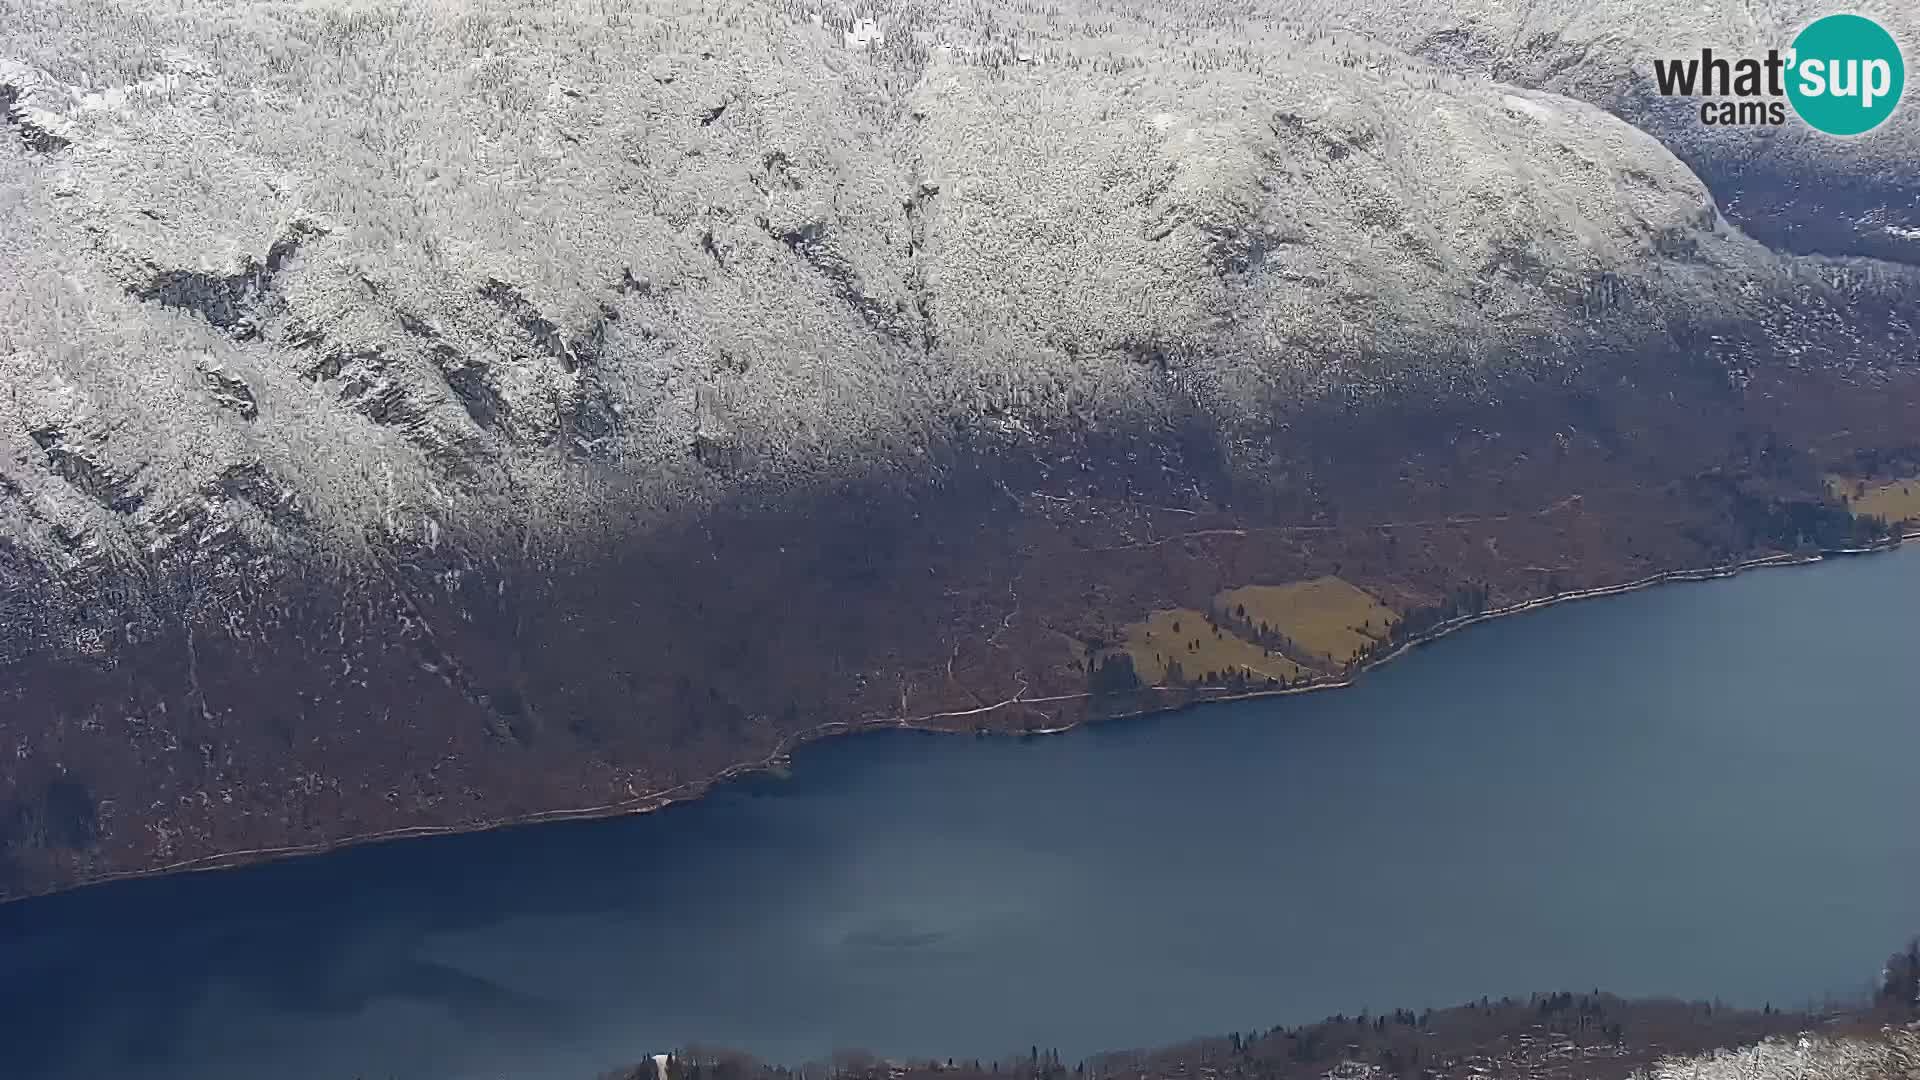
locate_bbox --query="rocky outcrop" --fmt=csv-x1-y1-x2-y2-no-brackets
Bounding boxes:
0,58,73,151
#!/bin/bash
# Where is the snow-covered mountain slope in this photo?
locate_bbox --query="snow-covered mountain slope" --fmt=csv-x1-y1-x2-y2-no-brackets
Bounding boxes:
1314,0,1920,261
3,0,1918,899
1,0,1886,574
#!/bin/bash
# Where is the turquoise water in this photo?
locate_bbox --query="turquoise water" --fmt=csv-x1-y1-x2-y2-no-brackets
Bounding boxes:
4,547,1918,1079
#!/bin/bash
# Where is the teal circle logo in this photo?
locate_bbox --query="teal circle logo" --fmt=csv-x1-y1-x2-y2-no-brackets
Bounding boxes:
1786,14,1905,136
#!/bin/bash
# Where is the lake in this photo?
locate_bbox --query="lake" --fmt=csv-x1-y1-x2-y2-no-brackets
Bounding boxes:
4,546,1918,1080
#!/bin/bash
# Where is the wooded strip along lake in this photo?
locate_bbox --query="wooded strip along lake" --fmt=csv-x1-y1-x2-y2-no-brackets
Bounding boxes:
4,546,1918,1080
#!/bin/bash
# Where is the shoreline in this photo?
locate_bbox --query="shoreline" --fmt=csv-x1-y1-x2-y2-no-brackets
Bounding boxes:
7,530,1913,908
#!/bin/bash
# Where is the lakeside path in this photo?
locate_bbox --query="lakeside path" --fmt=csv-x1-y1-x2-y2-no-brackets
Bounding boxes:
9,530,1916,905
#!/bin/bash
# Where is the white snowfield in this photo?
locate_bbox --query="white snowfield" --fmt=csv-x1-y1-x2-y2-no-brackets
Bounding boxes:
0,0,1914,579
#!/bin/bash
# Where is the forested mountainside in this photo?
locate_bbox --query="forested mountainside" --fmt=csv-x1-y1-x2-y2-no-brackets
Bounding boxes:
604,955,1920,1080
4,0,1920,899
610,1021,1920,1080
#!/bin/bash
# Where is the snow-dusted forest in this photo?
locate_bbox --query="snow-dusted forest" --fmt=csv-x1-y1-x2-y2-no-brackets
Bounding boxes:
5,0,1914,577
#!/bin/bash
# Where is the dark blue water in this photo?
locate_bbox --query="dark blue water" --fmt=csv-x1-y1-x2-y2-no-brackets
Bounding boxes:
5,547,1919,1080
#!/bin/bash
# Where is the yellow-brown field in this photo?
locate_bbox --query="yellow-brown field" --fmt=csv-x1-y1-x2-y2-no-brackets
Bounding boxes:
1214,577,1398,669
1112,607,1312,687
1829,474,1920,526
